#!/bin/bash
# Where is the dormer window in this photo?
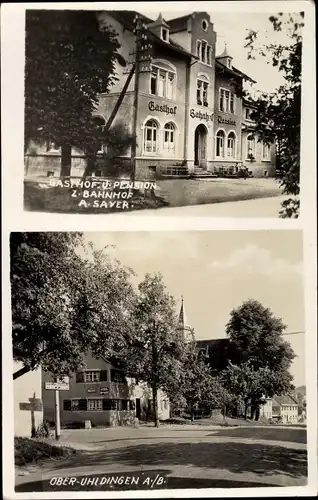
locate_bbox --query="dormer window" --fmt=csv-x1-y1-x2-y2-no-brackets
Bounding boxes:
161,27,169,42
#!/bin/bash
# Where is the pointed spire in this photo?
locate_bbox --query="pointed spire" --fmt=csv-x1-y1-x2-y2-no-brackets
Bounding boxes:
177,296,193,341
217,42,233,59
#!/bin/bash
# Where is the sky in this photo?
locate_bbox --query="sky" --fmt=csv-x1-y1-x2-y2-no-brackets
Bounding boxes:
83,230,305,387
139,8,302,94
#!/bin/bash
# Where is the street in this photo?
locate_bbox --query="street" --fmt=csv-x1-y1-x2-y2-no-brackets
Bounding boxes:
16,425,307,491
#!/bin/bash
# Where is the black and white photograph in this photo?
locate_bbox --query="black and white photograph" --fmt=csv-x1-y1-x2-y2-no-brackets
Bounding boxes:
22,6,304,217
10,230,307,492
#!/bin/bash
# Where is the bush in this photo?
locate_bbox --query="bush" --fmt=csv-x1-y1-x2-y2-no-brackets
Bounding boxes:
15,437,77,466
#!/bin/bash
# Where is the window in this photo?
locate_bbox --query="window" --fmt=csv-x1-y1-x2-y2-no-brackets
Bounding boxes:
150,65,175,99
245,108,253,121
227,132,236,158
262,142,270,161
144,119,159,153
201,19,208,31
110,369,125,383
197,39,212,65
247,134,255,159
84,370,100,383
197,79,209,106
63,399,87,411
161,28,169,42
227,59,232,69
219,88,235,113
87,399,103,411
216,130,225,157
163,122,176,153
46,140,59,152
164,400,168,410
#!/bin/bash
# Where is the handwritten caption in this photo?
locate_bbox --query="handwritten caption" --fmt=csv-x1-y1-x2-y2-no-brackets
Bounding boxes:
48,473,167,490
48,179,157,210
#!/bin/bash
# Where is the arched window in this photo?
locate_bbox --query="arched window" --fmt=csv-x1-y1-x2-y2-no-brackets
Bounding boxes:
247,134,255,159
216,130,225,158
144,119,159,153
227,131,236,158
150,60,176,99
163,122,176,153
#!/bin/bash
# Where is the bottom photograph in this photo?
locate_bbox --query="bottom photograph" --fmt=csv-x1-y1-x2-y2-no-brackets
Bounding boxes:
11,230,307,492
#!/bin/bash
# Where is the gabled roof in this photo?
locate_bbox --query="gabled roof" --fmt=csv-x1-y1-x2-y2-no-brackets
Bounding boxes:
216,60,256,84
108,10,194,59
167,13,192,33
272,394,298,406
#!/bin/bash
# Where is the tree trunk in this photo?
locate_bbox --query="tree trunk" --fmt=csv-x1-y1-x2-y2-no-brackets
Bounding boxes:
152,385,160,428
61,144,72,178
255,405,260,421
82,153,96,182
191,407,195,422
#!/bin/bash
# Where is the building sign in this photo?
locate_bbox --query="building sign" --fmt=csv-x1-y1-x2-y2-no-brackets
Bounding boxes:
190,109,213,122
87,388,96,393
148,101,177,116
100,387,109,395
217,116,236,126
45,377,69,391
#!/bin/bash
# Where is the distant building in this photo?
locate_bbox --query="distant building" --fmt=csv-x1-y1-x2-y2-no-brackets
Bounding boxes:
259,398,273,420
272,394,299,423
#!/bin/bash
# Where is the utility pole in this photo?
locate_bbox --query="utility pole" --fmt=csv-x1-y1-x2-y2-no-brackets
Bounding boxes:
130,15,152,184
54,388,61,441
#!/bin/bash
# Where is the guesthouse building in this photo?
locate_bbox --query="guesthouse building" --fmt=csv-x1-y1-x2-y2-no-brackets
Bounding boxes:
25,10,276,180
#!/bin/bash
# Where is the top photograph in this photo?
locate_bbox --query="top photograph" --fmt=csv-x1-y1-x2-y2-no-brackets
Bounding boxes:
24,8,303,218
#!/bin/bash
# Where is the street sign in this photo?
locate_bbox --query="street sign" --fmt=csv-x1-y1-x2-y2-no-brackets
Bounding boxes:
45,377,69,391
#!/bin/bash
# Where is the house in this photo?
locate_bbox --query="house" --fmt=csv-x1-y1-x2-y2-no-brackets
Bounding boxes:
25,10,276,180
272,394,299,423
42,352,170,428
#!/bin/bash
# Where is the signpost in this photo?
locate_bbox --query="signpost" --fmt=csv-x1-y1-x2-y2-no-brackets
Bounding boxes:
45,377,69,441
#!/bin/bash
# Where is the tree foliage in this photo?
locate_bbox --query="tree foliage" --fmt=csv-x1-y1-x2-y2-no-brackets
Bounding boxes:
114,273,187,427
171,342,227,420
244,12,304,218
11,232,135,379
223,299,295,418
25,10,122,175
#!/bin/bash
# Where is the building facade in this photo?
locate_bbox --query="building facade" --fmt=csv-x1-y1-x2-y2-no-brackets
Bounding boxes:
25,10,276,179
42,353,170,428
272,395,299,423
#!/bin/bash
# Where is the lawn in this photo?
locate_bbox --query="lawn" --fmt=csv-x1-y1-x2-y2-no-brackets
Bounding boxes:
15,437,78,467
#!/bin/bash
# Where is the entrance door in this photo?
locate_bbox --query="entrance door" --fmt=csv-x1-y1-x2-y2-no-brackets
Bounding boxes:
194,125,207,168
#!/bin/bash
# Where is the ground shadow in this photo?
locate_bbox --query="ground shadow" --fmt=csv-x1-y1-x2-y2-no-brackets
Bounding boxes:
43,441,307,480
15,469,278,492
211,427,307,444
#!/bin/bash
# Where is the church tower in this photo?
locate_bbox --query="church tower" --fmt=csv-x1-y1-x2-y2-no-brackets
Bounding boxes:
177,296,194,342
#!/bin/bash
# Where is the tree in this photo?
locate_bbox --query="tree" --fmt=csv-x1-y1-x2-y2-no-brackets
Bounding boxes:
174,342,227,421
224,299,296,418
25,10,123,177
116,273,186,427
244,12,304,218
11,232,135,379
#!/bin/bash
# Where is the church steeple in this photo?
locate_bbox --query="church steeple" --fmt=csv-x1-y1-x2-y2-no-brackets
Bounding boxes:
177,296,193,342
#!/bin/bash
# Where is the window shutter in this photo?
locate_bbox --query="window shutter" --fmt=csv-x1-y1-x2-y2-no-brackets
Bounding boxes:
63,399,72,411
100,370,108,382
103,399,112,410
78,399,87,411
76,372,84,383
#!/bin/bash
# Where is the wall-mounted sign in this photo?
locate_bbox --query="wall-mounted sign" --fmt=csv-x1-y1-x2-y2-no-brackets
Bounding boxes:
100,387,109,395
148,101,177,116
87,388,96,393
190,109,213,122
217,116,236,126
